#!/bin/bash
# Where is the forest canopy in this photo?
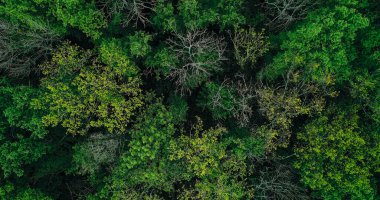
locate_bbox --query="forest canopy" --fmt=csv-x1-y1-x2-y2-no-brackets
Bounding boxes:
0,0,379,199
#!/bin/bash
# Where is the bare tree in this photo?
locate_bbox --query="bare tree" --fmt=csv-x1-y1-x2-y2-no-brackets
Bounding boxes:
85,133,121,164
252,157,310,200
232,74,256,127
166,30,227,94
71,133,121,175
0,20,59,77
99,0,156,27
263,0,317,31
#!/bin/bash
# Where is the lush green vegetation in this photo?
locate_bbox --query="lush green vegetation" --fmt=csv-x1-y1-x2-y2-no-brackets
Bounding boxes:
0,0,379,199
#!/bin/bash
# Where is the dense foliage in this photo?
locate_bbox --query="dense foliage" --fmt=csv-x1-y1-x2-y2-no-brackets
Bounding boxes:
0,0,379,199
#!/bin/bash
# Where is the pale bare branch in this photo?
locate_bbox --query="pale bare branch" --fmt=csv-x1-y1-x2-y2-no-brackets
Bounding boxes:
98,0,156,27
263,0,317,31
0,20,59,77
166,30,227,94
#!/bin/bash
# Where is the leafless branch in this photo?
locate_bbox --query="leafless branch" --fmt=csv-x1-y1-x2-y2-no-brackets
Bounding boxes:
99,0,156,27
232,74,255,127
253,159,310,200
166,30,227,94
0,20,59,77
263,0,317,31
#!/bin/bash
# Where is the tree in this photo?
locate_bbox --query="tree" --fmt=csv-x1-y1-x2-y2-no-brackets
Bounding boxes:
151,0,177,32
0,78,50,177
122,102,175,170
152,0,245,32
260,4,369,85
231,27,269,68
145,45,178,77
170,119,257,199
295,107,377,199
99,0,156,27
53,0,106,39
250,157,309,200
178,171,250,200
255,70,327,150
0,20,59,77
230,75,256,127
69,133,120,175
197,75,255,126
0,78,47,138
169,119,227,178
96,101,186,199
262,0,317,31
127,31,153,58
0,0,65,34
0,137,50,177
168,94,189,125
0,0,106,39
32,42,143,135
351,26,380,124
0,185,53,200
197,81,237,120
177,0,245,30
166,30,226,93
